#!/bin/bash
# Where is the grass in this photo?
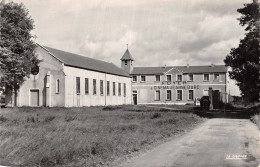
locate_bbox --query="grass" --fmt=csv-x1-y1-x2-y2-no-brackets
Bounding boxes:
0,105,205,167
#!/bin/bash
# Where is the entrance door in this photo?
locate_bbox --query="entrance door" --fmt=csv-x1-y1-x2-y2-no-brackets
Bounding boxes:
30,90,39,106
212,90,220,109
133,94,137,105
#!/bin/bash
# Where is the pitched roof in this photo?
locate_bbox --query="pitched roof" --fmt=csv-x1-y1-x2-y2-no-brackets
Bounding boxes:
131,66,173,75
39,45,130,77
131,65,227,75
120,49,134,61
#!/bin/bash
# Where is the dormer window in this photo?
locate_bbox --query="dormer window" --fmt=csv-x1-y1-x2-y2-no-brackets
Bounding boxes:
125,60,127,65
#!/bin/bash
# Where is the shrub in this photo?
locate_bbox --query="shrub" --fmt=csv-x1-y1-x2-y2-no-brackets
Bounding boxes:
65,115,77,122
150,113,161,119
26,116,39,123
0,115,8,123
102,106,122,111
44,116,55,123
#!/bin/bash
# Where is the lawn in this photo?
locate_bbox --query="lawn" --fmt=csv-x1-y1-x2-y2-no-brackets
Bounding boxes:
0,105,205,167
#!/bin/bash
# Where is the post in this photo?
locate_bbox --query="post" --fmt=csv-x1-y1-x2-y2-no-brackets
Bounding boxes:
209,87,213,110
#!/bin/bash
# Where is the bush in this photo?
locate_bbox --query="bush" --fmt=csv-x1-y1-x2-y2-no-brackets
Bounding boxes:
0,115,8,123
102,106,122,111
150,113,161,119
44,116,55,123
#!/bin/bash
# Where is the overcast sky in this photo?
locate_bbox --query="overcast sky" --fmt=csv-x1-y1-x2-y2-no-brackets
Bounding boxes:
13,0,251,95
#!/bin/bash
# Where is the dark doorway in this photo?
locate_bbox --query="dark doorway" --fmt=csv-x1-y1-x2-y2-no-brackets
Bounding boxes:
212,90,220,109
133,94,137,105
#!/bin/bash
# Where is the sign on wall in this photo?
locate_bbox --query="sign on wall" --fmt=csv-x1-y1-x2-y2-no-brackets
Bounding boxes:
151,81,199,90
152,85,199,90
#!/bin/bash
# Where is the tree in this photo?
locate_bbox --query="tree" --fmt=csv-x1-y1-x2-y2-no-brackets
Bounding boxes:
0,1,40,105
224,0,260,103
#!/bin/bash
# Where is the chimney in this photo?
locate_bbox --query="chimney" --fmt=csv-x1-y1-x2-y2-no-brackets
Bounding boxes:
187,64,189,68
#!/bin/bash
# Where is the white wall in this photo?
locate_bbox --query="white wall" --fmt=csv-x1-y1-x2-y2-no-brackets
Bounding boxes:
226,67,241,96
63,66,132,107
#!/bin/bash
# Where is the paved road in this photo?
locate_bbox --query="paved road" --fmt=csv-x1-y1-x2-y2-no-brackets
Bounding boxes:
119,119,260,167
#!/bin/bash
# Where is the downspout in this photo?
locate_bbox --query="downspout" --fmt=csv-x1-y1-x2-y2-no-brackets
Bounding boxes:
225,72,227,104
61,63,66,106
105,72,107,106
225,72,227,113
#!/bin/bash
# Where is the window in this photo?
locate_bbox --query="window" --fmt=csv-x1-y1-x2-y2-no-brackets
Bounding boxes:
123,83,126,97
56,79,60,94
76,77,80,94
177,90,182,100
203,90,209,96
85,78,89,94
204,74,209,81
188,74,193,81
177,74,182,81
107,81,110,96
93,79,96,95
31,65,39,75
100,80,103,95
132,76,137,82
118,83,121,96
141,75,146,82
166,75,172,81
125,60,127,65
113,82,116,96
155,90,160,101
155,75,160,82
214,74,219,80
166,90,171,100
188,90,194,100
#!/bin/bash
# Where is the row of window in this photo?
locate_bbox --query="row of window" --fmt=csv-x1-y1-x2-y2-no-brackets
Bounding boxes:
132,73,221,82
154,89,194,101
73,77,127,96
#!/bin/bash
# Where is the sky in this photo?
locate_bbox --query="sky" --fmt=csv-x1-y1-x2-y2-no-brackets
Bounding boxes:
12,0,251,95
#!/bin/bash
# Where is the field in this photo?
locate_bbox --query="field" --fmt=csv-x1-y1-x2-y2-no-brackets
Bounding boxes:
0,105,205,167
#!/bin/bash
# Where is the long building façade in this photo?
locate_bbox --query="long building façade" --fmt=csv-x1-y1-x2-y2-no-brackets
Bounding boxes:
120,48,231,105
5,44,132,107
4,45,231,107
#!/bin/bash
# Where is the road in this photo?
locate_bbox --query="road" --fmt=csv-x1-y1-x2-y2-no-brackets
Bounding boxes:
118,119,260,167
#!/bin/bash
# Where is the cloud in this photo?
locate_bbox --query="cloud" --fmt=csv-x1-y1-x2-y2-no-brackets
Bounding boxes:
79,29,138,63
12,0,249,95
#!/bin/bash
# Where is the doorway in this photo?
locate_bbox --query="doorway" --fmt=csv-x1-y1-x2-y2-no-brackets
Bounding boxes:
133,90,138,105
30,89,39,106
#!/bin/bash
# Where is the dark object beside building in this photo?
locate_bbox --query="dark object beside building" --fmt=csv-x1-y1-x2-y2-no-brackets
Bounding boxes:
200,96,210,111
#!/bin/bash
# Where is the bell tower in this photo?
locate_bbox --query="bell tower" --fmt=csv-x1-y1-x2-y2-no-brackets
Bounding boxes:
121,44,134,74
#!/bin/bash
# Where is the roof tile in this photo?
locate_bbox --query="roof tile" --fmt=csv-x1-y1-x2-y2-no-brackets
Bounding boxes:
120,49,134,61
131,65,227,75
42,46,130,77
